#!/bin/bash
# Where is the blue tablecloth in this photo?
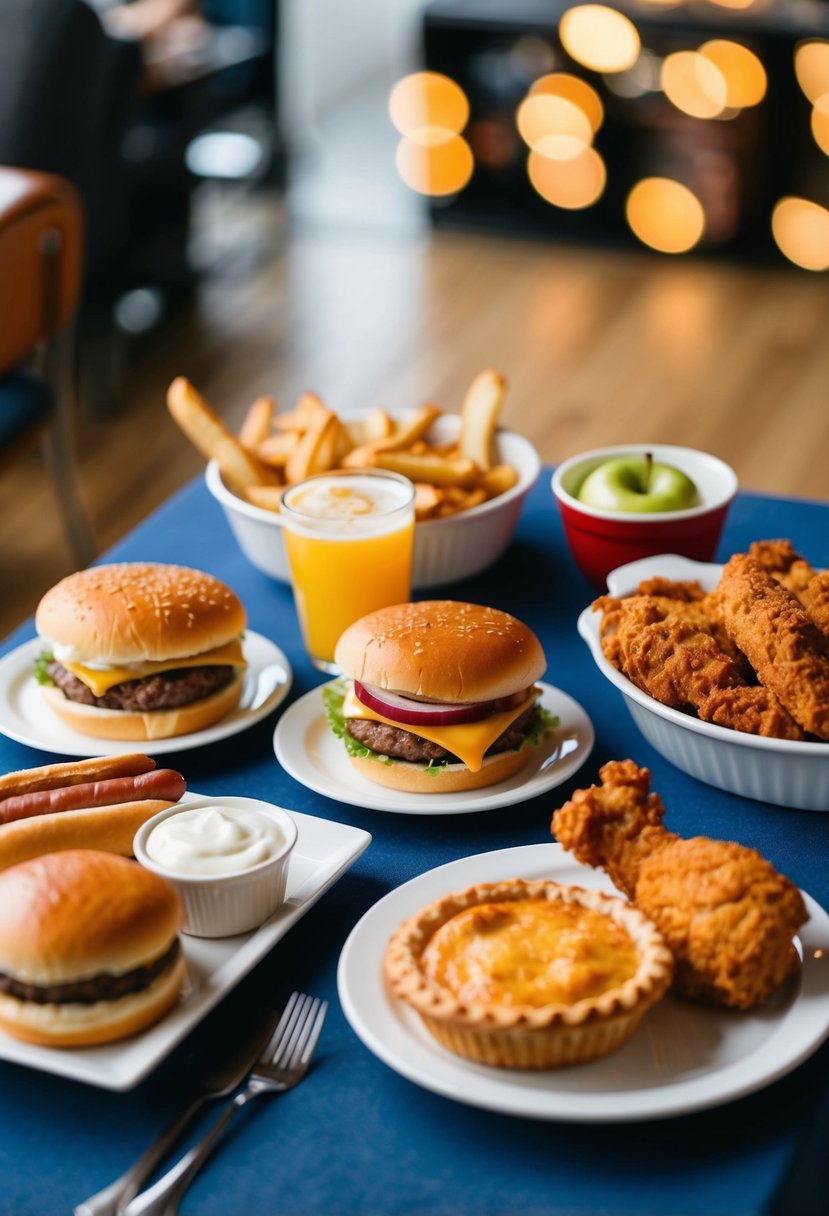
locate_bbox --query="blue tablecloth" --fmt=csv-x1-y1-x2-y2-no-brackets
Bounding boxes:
1,473,828,1216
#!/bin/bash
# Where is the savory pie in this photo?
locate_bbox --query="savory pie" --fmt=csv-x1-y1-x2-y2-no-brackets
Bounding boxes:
384,879,674,1068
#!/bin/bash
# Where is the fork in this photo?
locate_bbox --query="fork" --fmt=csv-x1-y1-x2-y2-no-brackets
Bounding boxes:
122,993,327,1216
74,1009,281,1216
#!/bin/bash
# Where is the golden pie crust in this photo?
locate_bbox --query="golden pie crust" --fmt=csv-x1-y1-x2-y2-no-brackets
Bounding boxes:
384,879,674,1069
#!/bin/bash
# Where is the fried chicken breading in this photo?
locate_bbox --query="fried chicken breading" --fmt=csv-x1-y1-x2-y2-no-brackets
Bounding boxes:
551,761,808,1010
597,594,802,736
748,540,816,604
716,554,829,739
802,571,829,638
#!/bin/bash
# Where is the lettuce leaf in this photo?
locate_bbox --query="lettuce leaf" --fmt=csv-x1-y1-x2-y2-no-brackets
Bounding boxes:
34,650,55,687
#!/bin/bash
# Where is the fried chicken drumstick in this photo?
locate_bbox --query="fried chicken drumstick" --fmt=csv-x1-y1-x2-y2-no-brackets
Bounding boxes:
551,761,808,1010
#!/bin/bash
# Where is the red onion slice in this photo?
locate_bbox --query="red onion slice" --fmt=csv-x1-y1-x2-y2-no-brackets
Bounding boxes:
354,681,496,726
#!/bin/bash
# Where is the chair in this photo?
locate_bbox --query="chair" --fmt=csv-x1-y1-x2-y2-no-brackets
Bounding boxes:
0,166,96,566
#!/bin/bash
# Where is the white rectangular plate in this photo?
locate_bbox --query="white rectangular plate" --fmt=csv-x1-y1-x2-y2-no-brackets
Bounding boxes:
0,807,371,1090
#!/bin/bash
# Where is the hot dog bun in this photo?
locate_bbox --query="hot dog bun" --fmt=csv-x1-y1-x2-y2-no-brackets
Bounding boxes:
0,850,184,1046
0,799,176,872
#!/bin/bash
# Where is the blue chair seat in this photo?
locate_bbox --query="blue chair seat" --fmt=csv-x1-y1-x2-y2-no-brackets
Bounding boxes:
0,368,52,449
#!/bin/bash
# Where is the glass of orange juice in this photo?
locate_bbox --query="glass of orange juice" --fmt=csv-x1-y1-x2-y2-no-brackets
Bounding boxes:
280,469,415,672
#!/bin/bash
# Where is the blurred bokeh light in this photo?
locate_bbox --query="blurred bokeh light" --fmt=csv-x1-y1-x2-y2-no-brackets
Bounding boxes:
528,145,607,209
389,72,469,135
794,40,829,103
626,178,706,252
395,130,474,196
517,93,594,160
772,197,829,270
661,51,728,119
559,5,641,74
528,73,605,133
699,40,767,108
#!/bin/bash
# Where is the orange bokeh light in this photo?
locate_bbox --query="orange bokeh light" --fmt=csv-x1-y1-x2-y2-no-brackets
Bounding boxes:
772,197,829,270
395,131,474,197
661,51,728,119
699,40,767,108
795,41,829,104
559,5,640,74
528,73,605,133
626,178,706,253
812,95,829,155
516,93,594,160
528,146,606,209
389,72,469,136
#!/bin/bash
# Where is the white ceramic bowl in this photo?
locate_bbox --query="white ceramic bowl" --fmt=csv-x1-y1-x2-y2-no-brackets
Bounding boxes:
206,414,541,588
577,554,829,811
134,796,298,937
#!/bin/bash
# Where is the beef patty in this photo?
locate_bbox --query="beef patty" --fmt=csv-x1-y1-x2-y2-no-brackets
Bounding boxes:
46,662,237,712
0,940,181,1005
345,704,541,764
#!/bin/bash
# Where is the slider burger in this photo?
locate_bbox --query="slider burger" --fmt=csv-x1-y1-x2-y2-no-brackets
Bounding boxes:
0,754,186,872
35,562,248,740
329,601,551,793
0,850,185,1046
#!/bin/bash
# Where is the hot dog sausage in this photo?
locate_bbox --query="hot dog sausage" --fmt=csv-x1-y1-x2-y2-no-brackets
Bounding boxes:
0,769,186,825
0,754,157,800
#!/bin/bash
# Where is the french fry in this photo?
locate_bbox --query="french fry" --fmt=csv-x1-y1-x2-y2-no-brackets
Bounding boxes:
272,392,329,432
339,443,381,469
243,485,286,512
167,378,278,492
257,432,302,468
345,407,394,446
285,411,340,482
375,450,480,486
414,482,442,520
436,487,488,517
480,463,519,498
459,368,507,471
373,404,442,453
239,396,275,450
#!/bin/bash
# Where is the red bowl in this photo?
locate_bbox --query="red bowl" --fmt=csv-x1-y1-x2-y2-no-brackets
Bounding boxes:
551,445,738,586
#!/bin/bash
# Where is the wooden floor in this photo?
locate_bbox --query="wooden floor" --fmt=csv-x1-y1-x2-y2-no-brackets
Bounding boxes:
3,210,829,639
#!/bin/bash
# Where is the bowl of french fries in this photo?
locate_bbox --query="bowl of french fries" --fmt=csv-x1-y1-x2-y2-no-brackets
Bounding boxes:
169,370,541,588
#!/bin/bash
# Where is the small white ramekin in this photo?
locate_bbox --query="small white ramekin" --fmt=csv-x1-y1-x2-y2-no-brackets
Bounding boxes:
206,413,541,588
134,796,298,937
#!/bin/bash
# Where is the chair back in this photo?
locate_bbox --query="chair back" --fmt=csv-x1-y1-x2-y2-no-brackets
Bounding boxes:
0,167,83,374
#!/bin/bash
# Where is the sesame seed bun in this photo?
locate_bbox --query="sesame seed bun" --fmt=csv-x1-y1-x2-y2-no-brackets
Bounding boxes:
0,850,184,1047
35,563,246,665
334,601,546,703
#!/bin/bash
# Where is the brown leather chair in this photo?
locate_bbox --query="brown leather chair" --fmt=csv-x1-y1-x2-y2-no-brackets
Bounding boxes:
0,166,96,565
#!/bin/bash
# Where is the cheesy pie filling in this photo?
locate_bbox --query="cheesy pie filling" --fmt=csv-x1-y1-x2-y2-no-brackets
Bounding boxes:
420,899,640,1008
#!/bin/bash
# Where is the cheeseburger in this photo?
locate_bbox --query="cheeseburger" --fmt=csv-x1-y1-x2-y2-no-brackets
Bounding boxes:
0,850,185,1046
35,563,247,741
329,601,551,793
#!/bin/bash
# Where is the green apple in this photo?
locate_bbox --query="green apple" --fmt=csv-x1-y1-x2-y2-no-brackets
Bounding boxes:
576,454,698,513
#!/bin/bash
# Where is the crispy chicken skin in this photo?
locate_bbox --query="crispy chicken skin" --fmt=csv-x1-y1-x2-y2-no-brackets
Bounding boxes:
551,761,808,1010
716,555,829,740
596,595,803,738
802,571,829,638
748,540,816,604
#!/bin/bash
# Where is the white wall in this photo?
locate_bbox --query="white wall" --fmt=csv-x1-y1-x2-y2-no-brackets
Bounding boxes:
280,0,424,145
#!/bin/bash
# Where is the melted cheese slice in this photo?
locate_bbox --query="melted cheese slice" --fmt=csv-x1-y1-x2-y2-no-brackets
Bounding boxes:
343,683,538,772
61,639,247,697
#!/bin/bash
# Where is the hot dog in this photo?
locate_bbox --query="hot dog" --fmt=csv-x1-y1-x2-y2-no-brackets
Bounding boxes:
0,754,187,872
0,769,186,825
0,753,157,799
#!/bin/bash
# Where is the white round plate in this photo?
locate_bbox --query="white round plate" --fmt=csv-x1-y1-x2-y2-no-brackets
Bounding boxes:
273,682,593,815
338,843,829,1121
0,632,292,757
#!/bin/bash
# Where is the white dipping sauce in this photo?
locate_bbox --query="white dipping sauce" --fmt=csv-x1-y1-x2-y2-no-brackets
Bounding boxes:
146,805,285,876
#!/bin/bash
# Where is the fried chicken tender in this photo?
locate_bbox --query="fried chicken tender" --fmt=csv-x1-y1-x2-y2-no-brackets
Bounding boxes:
551,761,808,1010
802,571,829,638
748,540,816,604
597,595,803,737
716,555,829,739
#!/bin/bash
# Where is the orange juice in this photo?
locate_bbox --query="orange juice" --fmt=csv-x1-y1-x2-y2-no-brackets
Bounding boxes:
281,472,415,671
